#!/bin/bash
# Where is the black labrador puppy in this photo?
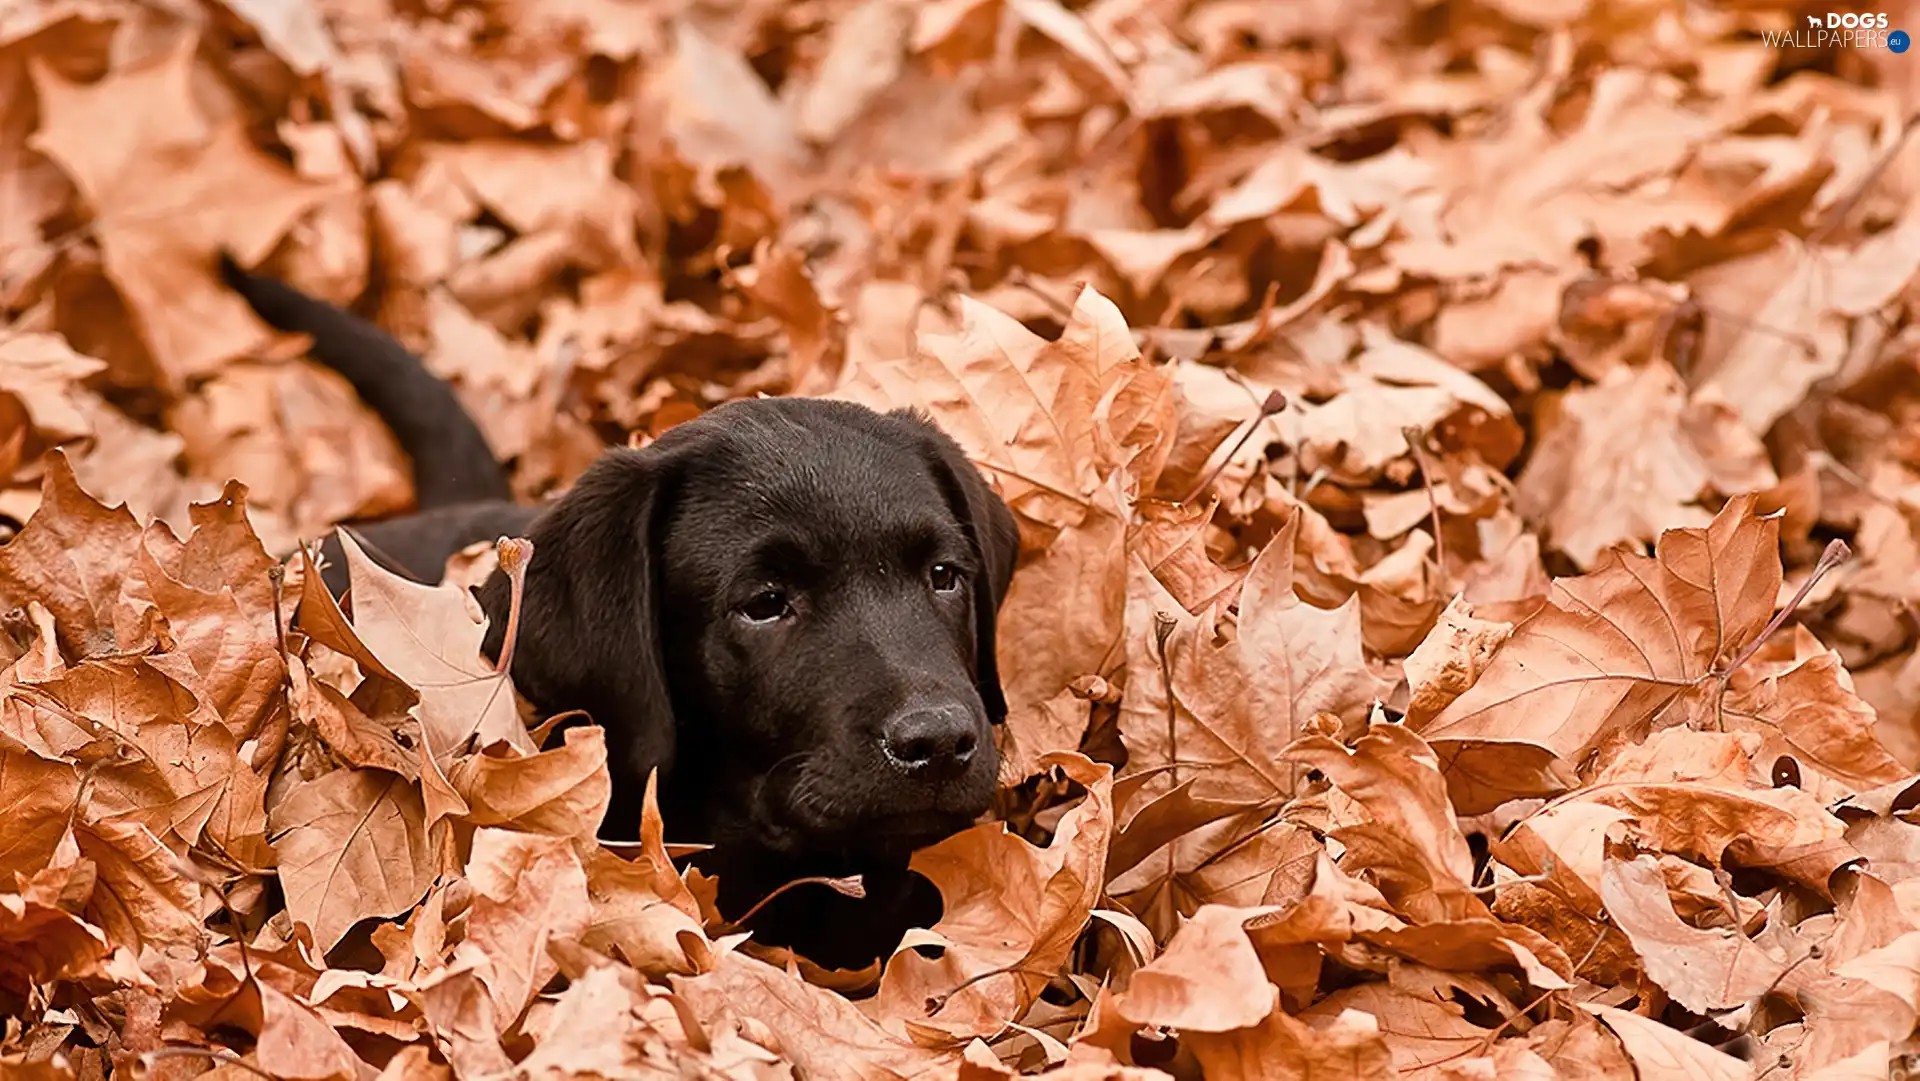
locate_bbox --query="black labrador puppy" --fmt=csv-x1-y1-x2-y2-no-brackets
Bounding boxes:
220,258,1020,970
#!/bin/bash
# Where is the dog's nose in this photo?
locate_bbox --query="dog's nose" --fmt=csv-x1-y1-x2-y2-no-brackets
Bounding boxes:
880,705,979,777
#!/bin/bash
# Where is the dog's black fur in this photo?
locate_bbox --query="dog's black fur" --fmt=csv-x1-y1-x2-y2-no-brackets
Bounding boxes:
222,258,1020,970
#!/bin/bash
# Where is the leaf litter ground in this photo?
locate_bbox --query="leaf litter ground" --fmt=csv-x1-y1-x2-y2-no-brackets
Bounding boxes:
4,0,1920,1078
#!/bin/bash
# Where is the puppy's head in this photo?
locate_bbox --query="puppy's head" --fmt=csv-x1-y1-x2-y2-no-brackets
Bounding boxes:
484,398,1019,862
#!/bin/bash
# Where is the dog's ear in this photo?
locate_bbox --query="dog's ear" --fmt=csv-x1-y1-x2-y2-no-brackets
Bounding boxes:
474,447,684,824
890,410,1020,724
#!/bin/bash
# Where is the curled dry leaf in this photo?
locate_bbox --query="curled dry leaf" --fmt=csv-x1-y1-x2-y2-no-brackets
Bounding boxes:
1116,904,1280,1032
1281,722,1478,923
335,530,532,762
1599,853,1788,1014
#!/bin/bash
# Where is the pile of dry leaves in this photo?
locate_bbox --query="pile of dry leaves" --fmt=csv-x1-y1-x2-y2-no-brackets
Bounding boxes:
5,0,1920,1076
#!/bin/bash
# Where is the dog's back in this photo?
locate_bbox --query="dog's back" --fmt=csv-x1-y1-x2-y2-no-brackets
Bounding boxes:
220,255,537,591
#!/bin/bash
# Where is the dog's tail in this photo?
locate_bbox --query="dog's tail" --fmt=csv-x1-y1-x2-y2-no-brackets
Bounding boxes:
218,253,513,509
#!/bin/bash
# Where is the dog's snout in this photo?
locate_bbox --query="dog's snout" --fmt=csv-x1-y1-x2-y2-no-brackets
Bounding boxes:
880,705,979,776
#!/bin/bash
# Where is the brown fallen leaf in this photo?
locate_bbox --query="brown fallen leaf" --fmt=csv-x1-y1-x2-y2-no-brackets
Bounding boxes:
1281,722,1479,924
580,772,714,979
28,35,337,384
873,752,1113,1042
334,529,532,766
1720,625,1908,797
1420,494,1783,813
675,949,961,1080
0,889,112,994
268,767,435,953
448,827,592,1034
1581,1003,1750,1081
1516,361,1773,569
0,452,157,659
1115,904,1279,1032
1599,853,1788,1014
1180,1003,1394,1081
1118,509,1387,806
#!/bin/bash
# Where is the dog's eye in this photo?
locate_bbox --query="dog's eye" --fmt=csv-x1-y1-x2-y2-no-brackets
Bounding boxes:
929,563,963,593
737,590,792,623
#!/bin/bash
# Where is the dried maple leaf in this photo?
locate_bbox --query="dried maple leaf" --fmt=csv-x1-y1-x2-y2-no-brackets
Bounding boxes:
1721,625,1908,797
872,752,1112,1042
1179,1004,1394,1081
27,36,337,383
73,814,203,959
268,767,435,953
1281,722,1480,924
1115,904,1280,1032
1118,509,1387,806
448,828,591,1034
674,949,961,1080
0,452,158,659
1516,361,1774,569
511,963,650,1078
1520,779,1856,898
1687,212,1920,438
0,334,102,458
286,656,417,780
22,653,268,861
791,0,914,144
1294,327,1518,480
1582,1003,1749,1081
334,529,532,764
1420,494,1785,814
833,285,1169,536
1600,853,1788,1014
0,744,80,881
1298,982,1497,1073
994,477,1129,774
133,485,285,743
447,725,610,840
417,954,518,1078
580,773,713,978
254,978,365,1081
0,889,112,994
1401,596,1513,727
660,20,808,203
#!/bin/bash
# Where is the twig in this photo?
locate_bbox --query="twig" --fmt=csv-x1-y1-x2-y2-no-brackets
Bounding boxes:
1808,110,1920,245
926,961,1046,1016
490,537,534,677
1153,613,1180,787
1718,539,1851,680
139,1047,277,1081
1004,268,1077,319
1402,425,1448,578
724,874,866,932
1182,390,1288,504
